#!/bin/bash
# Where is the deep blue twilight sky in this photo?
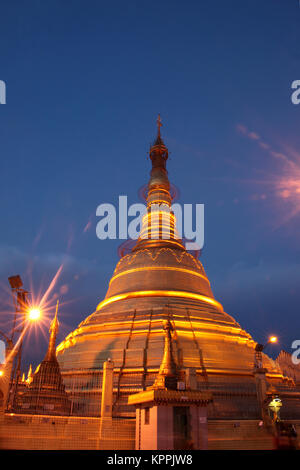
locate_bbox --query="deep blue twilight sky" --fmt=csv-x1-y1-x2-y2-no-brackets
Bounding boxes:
0,0,300,368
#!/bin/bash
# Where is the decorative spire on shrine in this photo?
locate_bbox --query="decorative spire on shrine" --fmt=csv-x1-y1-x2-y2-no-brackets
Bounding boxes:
158,320,177,376
44,300,59,361
151,320,178,390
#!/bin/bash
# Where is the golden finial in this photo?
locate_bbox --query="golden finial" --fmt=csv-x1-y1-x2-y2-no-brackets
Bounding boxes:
157,114,162,137
159,320,177,376
45,300,60,360
26,364,33,384
50,300,59,333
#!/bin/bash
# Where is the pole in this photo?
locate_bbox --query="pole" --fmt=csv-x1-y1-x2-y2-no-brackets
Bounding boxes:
7,287,29,410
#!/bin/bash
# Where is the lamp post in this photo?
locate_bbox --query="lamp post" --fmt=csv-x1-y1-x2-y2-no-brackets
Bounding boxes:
253,336,278,423
254,336,278,369
7,275,41,410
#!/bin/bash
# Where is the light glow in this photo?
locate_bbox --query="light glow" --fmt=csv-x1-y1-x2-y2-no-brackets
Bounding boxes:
109,266,210,286
269,336,278,344
28,308,41,321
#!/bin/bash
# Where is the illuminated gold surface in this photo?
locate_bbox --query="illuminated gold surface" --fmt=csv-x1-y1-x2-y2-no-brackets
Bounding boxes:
96,290,224,312
128,389,213,405
109,266,211,286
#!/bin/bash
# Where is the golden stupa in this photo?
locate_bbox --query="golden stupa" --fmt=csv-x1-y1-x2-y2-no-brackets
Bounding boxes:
56,118,299,420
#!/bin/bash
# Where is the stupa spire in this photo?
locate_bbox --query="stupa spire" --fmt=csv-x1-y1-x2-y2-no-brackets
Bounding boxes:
157,113,162,138
133,115,184,251
149,114,169,182
44,300,59,361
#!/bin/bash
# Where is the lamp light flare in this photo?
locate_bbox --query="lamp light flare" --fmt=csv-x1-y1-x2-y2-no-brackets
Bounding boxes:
0,370,4,377
28,308,41,321
38,264,63,309
269,336,278,344
274,164,300,224
4,324,30,364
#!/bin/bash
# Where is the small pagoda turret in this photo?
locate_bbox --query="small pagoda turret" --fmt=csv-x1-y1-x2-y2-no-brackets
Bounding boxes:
16,301,71,415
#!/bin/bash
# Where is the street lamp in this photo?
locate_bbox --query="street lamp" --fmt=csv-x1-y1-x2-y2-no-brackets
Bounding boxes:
254,335,278,369
253,335,279,424
255,335,278,352
7,275,42,410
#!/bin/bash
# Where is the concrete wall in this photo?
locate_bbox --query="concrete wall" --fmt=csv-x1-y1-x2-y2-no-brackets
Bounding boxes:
190,405,208,450
136,406,173,450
